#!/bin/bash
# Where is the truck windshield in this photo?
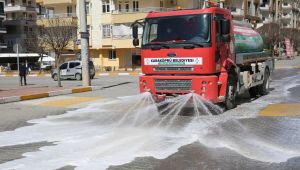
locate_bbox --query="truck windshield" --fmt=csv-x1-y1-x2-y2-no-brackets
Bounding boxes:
142,14,211,47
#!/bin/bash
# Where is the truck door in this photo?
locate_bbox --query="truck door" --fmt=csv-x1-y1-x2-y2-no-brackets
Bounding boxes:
215,14,230,71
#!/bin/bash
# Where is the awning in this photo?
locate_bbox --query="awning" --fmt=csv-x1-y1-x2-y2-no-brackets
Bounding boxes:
0,53,43,58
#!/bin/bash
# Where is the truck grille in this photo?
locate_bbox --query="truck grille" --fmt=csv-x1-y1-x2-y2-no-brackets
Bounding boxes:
154,66,193,72
155,79,192,91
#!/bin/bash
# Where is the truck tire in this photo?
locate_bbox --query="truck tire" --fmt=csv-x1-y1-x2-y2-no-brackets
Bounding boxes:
225,73,237,110
249,87,258,98
257,68,270,96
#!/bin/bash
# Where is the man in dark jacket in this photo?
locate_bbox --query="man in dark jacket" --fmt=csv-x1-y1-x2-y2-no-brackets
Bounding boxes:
19,62,27,86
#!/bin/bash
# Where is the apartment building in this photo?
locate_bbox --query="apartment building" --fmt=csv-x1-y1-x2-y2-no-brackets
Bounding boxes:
3,0,37,52
35,0,266,71
36,0,77,62
0,0,7,52
224,0,262,26
260,0,299,29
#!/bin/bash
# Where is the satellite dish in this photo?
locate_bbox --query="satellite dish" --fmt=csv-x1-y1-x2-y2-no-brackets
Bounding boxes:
13,44,23,53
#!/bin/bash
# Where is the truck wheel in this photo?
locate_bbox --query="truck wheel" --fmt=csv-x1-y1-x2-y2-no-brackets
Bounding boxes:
75,73,82,81
225,73,237,110
249,87,258,98
53,74,58,81
257,69,270,95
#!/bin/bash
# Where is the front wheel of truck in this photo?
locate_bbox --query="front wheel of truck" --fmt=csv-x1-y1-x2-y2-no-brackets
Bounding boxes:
257,68,270,96
225,73,237,110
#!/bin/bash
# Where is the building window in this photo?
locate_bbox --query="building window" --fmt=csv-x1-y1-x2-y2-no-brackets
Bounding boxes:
125,1,129,12
22,0,26,5
133,0,139,12
160,0,164,8
118,1,122,11
102,0,110,13
102,24,111,38
67,5,72,16
85,2,90,15
108,50,117,60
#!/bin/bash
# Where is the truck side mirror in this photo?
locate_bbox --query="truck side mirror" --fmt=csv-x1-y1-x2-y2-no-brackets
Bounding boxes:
222,34,230,42
221,19,230,42
132,25,139,46
221,19,230,35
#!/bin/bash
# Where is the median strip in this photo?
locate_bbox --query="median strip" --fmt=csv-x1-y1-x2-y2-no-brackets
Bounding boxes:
0,86,101,104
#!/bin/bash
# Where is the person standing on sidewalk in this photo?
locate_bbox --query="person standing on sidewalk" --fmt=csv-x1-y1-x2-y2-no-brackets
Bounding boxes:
19,62,27,86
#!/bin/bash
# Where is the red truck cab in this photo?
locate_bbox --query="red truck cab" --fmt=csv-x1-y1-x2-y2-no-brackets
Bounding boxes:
133,7,239,109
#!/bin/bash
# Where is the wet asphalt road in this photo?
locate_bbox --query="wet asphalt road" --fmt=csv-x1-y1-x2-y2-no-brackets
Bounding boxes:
0,69,300,170
109,69,300,170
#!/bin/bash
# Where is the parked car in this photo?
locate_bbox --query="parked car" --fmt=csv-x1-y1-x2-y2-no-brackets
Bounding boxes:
51,60,95,81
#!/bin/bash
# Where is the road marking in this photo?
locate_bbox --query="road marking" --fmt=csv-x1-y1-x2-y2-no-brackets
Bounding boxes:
260,103,300,116
39,97,100,107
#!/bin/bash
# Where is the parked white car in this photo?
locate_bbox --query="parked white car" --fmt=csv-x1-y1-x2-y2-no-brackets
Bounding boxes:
51,60,96,81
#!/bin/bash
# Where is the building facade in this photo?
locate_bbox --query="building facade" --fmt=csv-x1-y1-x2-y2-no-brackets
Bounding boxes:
0,0,7,52
35,0,299,71
259,0,299,29
3,0,37,52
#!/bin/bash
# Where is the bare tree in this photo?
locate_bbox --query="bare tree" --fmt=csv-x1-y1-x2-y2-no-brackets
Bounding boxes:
257,22,281,52
24,30,48,73
38,18,77,87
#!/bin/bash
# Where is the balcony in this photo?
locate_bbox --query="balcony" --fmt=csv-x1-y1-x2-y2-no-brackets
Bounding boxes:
112,7,174,24
0,42,7,48
230,8,244,17
0,27,6,33
0,12,5,18
281,13,292,20
282,24,293,28
4,17,36,25
263,17,273,24
4,5,36,12
282,3,292,12
260,4,270,12
37,13,77,19
42,0,76,6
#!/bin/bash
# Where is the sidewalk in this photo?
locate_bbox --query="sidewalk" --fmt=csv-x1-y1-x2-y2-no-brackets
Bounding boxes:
275,56,300,69
0,85,101,104
1,57,300,104
0,71,143,77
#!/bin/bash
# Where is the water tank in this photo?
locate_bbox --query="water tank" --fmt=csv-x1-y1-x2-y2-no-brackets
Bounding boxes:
233,23,264,54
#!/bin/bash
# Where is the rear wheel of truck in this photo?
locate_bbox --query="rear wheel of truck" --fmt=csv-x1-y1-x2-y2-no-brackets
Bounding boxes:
225,73,237,110
249,87,259,98
257,68,270,95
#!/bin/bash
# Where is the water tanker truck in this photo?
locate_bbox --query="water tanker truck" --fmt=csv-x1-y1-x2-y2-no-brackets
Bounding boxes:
132,5,274,109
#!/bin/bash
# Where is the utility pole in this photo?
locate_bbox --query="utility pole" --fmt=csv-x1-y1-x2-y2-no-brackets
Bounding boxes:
17,44,20,86
79,0,91,86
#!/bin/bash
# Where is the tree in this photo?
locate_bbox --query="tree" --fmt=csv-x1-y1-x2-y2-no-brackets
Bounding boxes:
257,22,281,51
38,18,77,87
24,30,48,73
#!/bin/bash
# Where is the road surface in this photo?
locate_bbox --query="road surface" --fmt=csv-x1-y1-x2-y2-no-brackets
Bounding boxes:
0,69,300,170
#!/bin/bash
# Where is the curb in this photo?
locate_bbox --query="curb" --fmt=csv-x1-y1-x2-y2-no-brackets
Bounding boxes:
0,86,100,104
0,73,143,77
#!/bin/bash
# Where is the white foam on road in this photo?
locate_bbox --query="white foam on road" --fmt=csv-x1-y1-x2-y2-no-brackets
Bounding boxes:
0,73,300,169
